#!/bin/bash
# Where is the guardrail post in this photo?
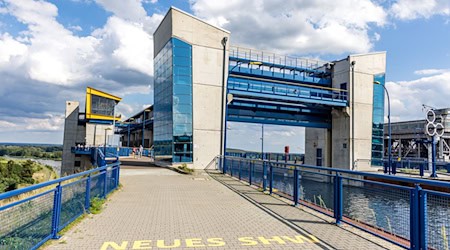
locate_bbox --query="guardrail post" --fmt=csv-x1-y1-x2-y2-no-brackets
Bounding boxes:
230,159,234,177
419,188,428,249
269,163,273,194
293,168,299,206
51,183,63,239
223,157,227,174
410,185,420,250
333,173,343,225
102,169,108,198
420,162,424,177
115,165,120,189
249,161,253,185
238,159,242,180
85,175,91,212
263,161,267,191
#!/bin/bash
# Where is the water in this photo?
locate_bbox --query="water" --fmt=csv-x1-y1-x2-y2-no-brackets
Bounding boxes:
1,156,61,175
230,163,450,249
276,174,450,249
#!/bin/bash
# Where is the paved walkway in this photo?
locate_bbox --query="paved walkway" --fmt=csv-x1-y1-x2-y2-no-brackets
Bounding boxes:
46,165,402,250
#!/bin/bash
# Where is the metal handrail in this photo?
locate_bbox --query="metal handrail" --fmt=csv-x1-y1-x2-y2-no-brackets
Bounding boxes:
222,156,450,188
219,155,450,249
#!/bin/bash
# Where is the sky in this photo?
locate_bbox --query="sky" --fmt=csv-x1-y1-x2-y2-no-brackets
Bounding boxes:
0,0,449,153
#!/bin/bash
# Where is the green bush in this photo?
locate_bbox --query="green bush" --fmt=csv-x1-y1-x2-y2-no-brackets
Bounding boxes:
90,197,105,214
178,163,194,174
0,160,40,193
0,145,62,160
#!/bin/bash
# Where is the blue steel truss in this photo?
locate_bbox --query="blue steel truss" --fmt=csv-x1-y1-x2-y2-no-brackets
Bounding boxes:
227,47,348,128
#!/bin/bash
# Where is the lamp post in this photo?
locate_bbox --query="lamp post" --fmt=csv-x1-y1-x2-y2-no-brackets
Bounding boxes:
104,127,112,155
374,80,391,175
261,124,264,160
142,109,151,148
222,59,263,159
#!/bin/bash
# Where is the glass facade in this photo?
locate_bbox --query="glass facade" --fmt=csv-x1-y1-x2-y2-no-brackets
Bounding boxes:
91,95,116,116
154,38,193,162
371,74,386,166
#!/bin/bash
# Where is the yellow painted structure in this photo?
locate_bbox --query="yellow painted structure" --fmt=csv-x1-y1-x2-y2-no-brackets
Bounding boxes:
85,87,122,121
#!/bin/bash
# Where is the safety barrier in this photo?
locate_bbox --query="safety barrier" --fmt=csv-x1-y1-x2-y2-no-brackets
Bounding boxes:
216,156,450,250
355,158,450,177
0,162,120,249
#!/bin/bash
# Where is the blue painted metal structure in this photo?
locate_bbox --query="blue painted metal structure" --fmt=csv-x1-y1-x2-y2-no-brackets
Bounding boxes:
217,155,450,250
226,46,348,128
0,157,120,250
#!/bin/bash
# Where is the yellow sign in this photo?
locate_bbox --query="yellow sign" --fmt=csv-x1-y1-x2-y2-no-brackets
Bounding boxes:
100,235,319,249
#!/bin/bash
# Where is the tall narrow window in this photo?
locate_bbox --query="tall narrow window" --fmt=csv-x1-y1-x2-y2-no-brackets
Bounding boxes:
316,148,323,166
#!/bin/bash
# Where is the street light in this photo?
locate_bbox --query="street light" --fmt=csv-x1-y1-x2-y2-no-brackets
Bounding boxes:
261,124,264,160
224,60,263,156
104,127,112,156
374,80,391,175
222,59,263,157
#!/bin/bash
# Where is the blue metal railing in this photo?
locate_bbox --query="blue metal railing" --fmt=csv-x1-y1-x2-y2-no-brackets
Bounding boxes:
0,161,120,249
217,156,450,250
228,77,347,106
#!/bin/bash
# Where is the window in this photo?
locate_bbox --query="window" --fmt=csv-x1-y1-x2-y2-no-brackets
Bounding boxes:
316,148,323,166
153,38,193,163
371,74,385,166
91,95,116,116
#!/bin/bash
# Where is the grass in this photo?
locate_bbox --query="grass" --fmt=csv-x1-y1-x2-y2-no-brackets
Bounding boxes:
38,183,123,249
38,214,86,249
90,197,106,214
178,163,194,174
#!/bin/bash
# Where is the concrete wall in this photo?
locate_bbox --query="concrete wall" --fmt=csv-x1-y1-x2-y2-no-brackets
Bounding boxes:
306,52,386,171
85,123,113,147
304,128,331,168
156,7,230,169
62,101,80,175
154,10,172,56
349,52,386,171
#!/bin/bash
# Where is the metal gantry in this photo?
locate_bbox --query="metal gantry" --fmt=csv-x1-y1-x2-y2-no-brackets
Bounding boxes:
226,46,348,128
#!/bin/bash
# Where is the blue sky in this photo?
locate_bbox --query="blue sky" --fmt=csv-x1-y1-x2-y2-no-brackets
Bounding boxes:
0,0,449,153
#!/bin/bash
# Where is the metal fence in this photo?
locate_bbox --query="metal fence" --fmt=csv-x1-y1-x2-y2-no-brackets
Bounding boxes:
217,156,450,250
0,162,120,250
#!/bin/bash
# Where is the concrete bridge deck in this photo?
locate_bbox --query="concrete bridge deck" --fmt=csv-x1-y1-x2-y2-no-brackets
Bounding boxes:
45,163,402,250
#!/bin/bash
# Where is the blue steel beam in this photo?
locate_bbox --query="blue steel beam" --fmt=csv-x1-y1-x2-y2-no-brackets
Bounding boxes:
227,107,330,123
229,89,347,107
230,69,331,86
227,116,331,128
229,56,329,76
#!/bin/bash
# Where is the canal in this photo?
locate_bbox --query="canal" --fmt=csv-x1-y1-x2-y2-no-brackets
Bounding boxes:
232,163,450,249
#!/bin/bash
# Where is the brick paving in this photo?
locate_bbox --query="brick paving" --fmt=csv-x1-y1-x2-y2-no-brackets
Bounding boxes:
46,164,403,250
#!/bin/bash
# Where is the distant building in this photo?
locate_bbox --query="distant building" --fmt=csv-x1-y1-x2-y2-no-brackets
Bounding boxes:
117,106,153,149
383,108,450,161
63,7,388,172
61,87,121,175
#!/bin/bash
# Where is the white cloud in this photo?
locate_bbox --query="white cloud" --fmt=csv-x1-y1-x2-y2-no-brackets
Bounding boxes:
227,122,305,153
0,0,161,142
191,0,387,55
95,0,148,22
0,120,17,129
388,71,450,122
414,68,450,76
390,0,450,20
24,114,65,131
68,25,83,32
0,33,27,66
92,16,154,75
